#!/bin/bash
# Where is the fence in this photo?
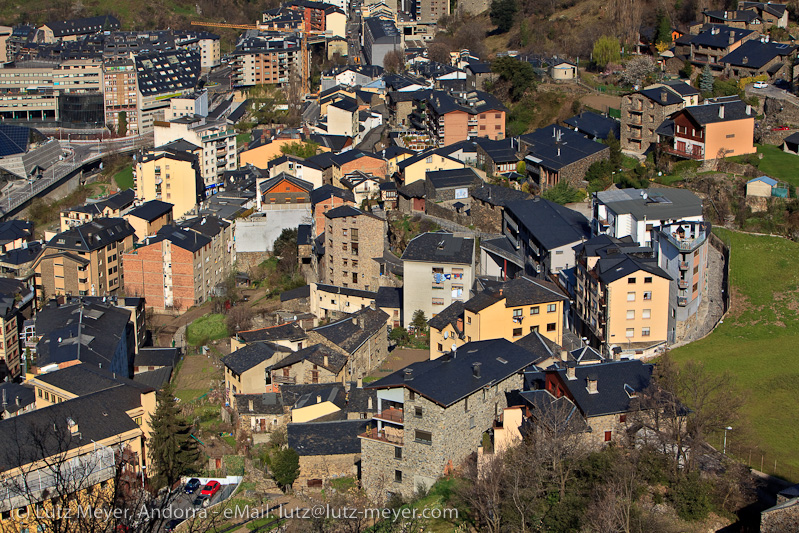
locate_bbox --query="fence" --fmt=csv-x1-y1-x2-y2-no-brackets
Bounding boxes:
723,436,797,483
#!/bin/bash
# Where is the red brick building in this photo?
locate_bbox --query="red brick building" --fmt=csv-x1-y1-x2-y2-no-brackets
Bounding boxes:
310,184,355,237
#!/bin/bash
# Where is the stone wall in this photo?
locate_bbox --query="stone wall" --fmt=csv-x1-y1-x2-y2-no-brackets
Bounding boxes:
469,199,503,234
322,213,385,291
561,145,609,188
297,453,360,487
761,500,799,533
425,201,472,227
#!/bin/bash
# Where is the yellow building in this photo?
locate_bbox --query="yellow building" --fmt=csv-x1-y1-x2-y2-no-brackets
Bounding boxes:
397,151,466,185
59,189,135,231
222,342,293,406
135,146,204,219
428,276,568,359
574,235,672,357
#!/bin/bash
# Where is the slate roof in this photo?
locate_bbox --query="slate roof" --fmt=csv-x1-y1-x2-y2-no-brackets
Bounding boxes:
315,283,377,300
740,1,788,17
33,362,152,397
149,225,211,253
506,198,591,250
427,300,465,335
426,168,481,190
238,322,307,344
783,132,799,145
378,145,415,160
135,49,200,96
636,87,684,107
310,307,388,355
332,149,385,167
401,231,474,265
329,98,359,113
397,180,426,199
309,184,354,205
293,385,347,409
287,419,369,456
222,342,292,375
45,15,120,37
0,124,31,158
34,303,131,370
132,366,173,389
280,284,311,302
126,200,173,222
595,188,703,220
475,138,519,163
46,218,135,253
259,173,313,194
134,347,179,368
471,183,531,206
574,234,672,284
66,189,136,216
0,220,33,245
524,359,653,417
375,286,401,309
366,338,544,407
298,224,312,247
520,125,609,172
271,343,348,374
267,154,323,171
234,392,285,415
663,81,701,96
323,205,381,220
563,112,621,141
689,24,755,48
680,98,755,126
467,276,567,310
0,382,35,415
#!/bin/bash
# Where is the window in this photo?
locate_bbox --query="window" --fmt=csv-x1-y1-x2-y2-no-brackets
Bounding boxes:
628,277,636,284
642,327,650,337
530,306,539,315
415,406,423,418
38,389,42,398
547,323,556,332
464,397,469,411
643,291,652,300
395,447,402,459
352,272,358,284
619,414,627,423
626,328,634,338
409,391,415,401
513,327,522,337
437,343,442,352
425,156,432,163
513,309,522,318
469,415,475,428
627,292,635,302
395,470,402,483
415,430,432,444
547,304,557,313
432,297,445,306
604,431,612,442
642,309,651,319
627,310,635,320
644,277,652,283
693,282,698,292
530,325,539,333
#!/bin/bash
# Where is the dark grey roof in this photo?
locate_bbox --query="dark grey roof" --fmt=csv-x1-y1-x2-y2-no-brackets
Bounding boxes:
310,184,355,205
332,149,385,167
47,218,135,253
280,284,311,302
150,225,211,253
401,231,474,265
315,283,377,300
266,154,322,171
238,322,306,344
574,234,673,284
506,198,591,250
329,98,359,113
293,385,347,409
663,81,701,96
271,343,348,374
310,307,388,355
135,49,200,96
367,338,546,407
636,87,684,106
364,17,400,42
45,15,120,37
689,24,755,48
375,286,401,309
126,200,173,222
134,347,179,368
0,382,34,415
34,362,152,397
475,138,519,163
473,276,567,308
678,98,754,126
471,183,531,206
234,392,284,415
298,224,312,246
426,168,481,190
259,173,313,194
595,188,703,220
378,145,415,160
467,63,492,74
563,112,621,141
784,132,799,145
222,342,292,374
427,300,465,335
740,1,788,18
132,366,173,389
65,189,136,216
480,236,523,265
287,419,369,456
520,125,609,171
0,241,42,266
324,205,381,220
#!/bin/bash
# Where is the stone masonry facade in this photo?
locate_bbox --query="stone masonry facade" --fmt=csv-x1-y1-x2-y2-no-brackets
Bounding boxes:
558,146,609,188
322,212,386,292
620,93,682,153
307,321,388,381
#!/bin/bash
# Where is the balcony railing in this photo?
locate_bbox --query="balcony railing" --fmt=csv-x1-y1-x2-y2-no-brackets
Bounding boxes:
374,407,403,424
360,426,403,446
677,296,688,307
664,229,708,252
273,375,296,385
662,146,704,161
679,261,689,270
678,279,689,290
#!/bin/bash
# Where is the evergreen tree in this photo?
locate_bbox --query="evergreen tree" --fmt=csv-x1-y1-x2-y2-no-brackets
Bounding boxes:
655,12,673,45
270,447,300,491
117,111,127,136
411,309,428,333
490,0,517,34
700,65,714,95
149,383,200,491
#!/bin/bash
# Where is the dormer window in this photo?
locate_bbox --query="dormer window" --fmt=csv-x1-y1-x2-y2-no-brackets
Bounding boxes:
624,384,637,398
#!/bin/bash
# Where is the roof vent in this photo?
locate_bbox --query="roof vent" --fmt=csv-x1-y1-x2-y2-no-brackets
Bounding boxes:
472,362,482,379
403,368,413,381
719,105,725,119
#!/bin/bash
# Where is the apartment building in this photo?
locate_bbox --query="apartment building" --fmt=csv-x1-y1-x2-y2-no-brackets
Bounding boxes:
420,90,507,147
103,58,139,135
33,218,136,300
231,32,302,87
135,144,205,219
60,189,136,231
310,185,355,236
428,276,567,358
401,232,475,329
620,86,686,154
153,115,237,185
662,98,755,161
165,90,208,121
359,337,546,500
122,216,234,311
0,279,34,380
573,235,671,357
223,341,293,405
322,206,386,291
37,15,121,43
363,18,401,68
592,188,704,248
176,31,222,69
135,49,201,132
674,24,758,70
124,200,174,241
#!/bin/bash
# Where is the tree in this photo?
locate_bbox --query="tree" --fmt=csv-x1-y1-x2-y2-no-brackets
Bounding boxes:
654,11,673,45
226,305,253,334
457,452,505,533
492,56,536,101
249,84,288,125
383,49,406,74
490,0,517,33
542,181,587,204
606,131,623,169
680,59,694,80
149,383,200,491
388,326,410,345
279,141,319,158
411,309,428,334
273,227,299,275
592,36,621,69
609,0,642,47
516,160,526,175
700,64,714,94
620,55,657,87
269,447,300,490
117,111,127,136
427,41,452,64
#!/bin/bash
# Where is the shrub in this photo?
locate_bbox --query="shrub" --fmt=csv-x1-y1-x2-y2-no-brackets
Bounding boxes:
670,472,712,521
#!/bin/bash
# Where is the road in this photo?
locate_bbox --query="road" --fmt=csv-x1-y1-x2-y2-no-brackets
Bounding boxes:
745,82,799,107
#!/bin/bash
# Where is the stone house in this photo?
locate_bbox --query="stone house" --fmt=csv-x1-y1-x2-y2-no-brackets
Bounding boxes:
310,283,378,322
470,183,531,234
270,344,348,386
307,305,389,381
620,87,685,154
322,205,386,292
519,125,609,189
675,24,758,71
288,419,369,488
359,337,549,500
232,321,307,351
423,168,483,211
233,392,288,438
739,1,789,28
397,180,426,214
465,63,495,91
222,341,293,406
475,138,519,176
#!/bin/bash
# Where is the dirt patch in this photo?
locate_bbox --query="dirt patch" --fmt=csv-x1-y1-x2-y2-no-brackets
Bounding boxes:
581,93,623,114
374,348,428,375
174,344,225,399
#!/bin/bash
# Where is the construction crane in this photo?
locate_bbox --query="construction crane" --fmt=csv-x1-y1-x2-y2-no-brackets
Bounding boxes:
190,20,326,95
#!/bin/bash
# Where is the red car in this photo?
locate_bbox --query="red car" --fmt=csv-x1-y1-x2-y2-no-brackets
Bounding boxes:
773,126,790,131
200,480,221,497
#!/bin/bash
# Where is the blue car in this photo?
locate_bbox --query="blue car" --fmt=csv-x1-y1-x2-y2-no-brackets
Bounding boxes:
184,478,201,494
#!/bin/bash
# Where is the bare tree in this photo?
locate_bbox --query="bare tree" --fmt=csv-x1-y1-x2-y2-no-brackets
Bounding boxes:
502,439,546,532
382,50,406,74
609,0,642,47
457,452,504,533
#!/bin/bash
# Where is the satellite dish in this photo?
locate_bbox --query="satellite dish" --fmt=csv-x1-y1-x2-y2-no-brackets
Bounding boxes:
451,343,457,352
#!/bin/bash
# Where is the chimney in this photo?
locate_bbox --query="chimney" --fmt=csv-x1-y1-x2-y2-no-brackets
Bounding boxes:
566,365,576,380
587,377,598,393
660,90,668,103
742,56,748,64
472,362,482,379
15,396,20,406
557,147,561,157
67,417,79,435
248,399,254,411
367,396,373,409
498,287,503,296
317,394,322,404
352,317,358,325
719,105,725,119
403,368,413,381
357,377,363,388
456,317,463,331
324,354,329,367
560,350,568,362
746,104,752,115
729,30,735,45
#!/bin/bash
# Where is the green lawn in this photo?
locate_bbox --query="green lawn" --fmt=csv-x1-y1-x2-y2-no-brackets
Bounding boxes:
670,228,799,480
185,314,229,346
754,144,799,187
175,388,206,403
113,166,135,190
236,132,251,146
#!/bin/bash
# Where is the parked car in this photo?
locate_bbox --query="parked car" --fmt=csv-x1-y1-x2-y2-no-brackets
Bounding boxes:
753,81,768,89
184,478,201,494
773,126,790,131
200,480,221,498
192,495,208,507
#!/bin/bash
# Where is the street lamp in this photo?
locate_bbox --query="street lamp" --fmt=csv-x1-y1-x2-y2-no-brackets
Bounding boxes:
723,426,733,455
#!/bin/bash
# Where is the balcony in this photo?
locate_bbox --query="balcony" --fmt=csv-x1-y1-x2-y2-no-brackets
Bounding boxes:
677,296,688,307
273,375,296,385
678,279,689,290
679,261,689,270
360,426,403,446
662,145,704,161
374,407,403,424
663,225,709,252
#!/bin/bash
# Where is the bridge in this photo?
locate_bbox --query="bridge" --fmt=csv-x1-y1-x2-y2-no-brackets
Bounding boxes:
0,133,154,220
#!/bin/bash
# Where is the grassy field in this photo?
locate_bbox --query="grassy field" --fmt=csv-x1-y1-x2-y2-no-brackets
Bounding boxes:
113,165,134,190
670,228,799,480
186,314,229,346
754,144,799,187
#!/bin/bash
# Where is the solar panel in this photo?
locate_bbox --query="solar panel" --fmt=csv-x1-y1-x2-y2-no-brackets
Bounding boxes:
0,124,30,158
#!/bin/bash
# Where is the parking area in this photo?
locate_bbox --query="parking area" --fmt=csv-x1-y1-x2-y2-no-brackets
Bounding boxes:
149,479,239,530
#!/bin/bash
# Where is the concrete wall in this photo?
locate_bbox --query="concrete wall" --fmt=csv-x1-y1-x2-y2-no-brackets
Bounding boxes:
235,210,312,253
402,258,474,329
